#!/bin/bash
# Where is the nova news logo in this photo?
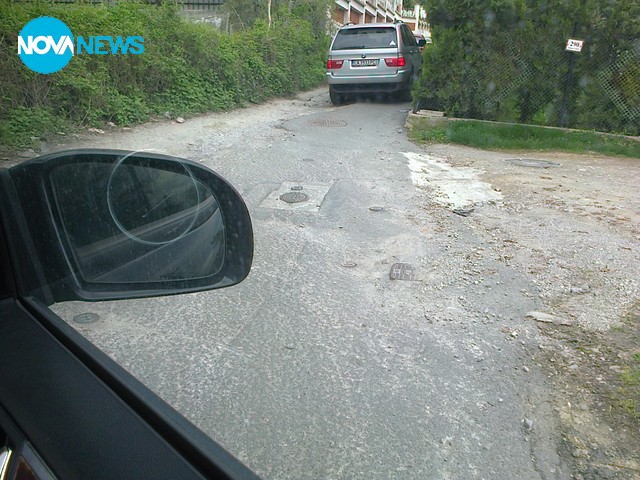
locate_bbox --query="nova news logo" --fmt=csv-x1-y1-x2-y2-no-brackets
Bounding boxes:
18,16,144,74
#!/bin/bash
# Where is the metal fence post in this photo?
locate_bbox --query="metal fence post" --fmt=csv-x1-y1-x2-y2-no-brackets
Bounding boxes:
559,21,579,128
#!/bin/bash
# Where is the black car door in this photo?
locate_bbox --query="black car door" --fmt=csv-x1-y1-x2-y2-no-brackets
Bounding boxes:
0,150,259,480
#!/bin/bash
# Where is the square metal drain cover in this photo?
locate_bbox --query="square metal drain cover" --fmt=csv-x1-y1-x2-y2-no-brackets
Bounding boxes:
389,263,416,281
260,182,331,212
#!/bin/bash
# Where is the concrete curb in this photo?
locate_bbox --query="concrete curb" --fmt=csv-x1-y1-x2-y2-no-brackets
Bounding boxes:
405,110,447,130
405,110,640,144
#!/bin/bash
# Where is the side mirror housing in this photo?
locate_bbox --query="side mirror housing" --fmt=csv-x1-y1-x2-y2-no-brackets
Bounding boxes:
1,149,253,303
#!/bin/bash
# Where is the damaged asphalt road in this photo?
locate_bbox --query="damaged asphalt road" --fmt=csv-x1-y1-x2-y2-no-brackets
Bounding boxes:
44,88,639,479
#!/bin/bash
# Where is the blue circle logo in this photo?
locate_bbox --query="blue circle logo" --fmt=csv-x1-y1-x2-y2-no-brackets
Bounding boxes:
18,17,74,74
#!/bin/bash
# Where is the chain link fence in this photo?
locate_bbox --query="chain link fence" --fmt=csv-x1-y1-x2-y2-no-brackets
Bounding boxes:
596,50,640,125
514,41,637,134
415,7,640,136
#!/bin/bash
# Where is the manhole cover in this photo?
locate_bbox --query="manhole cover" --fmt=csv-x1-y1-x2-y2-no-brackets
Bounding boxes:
280,192,309,203
73,312,100,324
505,158,561,168
308,119,347,127
369,206,384,212
341,261,357,268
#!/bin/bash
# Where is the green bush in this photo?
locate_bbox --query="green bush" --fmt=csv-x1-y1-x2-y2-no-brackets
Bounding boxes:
0,1,329,147
0,107,58,147
415,0,640,135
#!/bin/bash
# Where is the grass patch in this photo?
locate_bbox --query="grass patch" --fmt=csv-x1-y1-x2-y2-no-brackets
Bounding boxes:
535,301,640,469
619,356,640,419
410,119,640,158
617,309,640,419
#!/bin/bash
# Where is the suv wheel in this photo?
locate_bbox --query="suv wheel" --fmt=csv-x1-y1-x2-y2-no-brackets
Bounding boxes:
400,84,412,102
329,87,344,106
400,70,417,102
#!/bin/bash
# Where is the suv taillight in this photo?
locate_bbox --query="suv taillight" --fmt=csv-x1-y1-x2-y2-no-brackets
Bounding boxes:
326,59,344,69
384,56,406,67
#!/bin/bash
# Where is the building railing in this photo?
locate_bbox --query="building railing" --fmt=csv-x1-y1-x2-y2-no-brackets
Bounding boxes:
30,0,224,5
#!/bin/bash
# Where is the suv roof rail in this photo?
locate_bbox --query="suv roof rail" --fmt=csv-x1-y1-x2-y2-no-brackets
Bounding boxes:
343,22,355,26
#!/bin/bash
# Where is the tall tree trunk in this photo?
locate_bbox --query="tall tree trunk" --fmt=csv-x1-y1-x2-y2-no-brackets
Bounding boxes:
267,0,272,28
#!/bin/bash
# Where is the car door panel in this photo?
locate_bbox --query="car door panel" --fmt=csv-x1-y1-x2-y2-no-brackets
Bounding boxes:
0,152,259,480
0,297,258,480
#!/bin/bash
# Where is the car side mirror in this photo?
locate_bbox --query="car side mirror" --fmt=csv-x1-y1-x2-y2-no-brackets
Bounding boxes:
417,39,427,47
0,149,253,303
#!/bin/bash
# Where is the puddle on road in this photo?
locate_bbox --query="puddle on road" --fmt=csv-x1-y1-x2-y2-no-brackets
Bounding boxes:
402,152,502,209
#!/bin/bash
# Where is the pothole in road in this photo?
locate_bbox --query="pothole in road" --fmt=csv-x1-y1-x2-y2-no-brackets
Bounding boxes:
308,119,348,127
506,158,561,168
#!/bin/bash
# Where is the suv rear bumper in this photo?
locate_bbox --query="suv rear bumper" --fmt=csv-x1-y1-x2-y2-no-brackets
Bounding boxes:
326,70,411,93
329,82,408,94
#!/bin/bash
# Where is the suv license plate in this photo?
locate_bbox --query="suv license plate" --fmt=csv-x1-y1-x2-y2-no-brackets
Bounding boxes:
352,59,377,67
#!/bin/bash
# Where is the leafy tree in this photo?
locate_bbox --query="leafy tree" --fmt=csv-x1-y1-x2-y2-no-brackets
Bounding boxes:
224,0,263,30
224,0,333,34
0,1,330,146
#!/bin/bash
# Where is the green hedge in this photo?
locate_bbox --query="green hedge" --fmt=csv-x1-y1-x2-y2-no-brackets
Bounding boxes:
0,1,329,147
415,0,640,136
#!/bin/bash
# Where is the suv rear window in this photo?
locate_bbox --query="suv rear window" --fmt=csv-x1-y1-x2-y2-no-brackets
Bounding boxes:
331,27,398,50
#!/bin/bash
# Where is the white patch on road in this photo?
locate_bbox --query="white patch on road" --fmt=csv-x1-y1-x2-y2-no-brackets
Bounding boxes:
259,182,331,212
402,152,502,209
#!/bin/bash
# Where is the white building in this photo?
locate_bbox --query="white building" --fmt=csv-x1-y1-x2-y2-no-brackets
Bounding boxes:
400,4,429,35
330,1,428,35
330,0,404,26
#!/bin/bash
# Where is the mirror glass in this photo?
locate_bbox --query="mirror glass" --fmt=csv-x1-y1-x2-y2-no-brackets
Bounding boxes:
49,154,225,284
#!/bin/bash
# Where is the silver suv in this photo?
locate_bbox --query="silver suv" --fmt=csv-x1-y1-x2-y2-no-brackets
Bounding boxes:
326,22,425,105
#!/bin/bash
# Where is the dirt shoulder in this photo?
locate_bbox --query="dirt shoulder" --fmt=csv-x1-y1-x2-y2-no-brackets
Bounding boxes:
0,89,330,169
421,144,640,479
